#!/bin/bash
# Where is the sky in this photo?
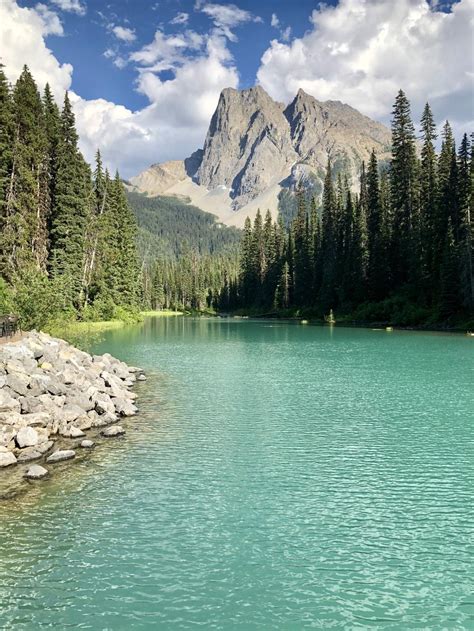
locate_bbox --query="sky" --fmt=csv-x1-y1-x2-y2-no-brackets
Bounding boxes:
1,0,473,178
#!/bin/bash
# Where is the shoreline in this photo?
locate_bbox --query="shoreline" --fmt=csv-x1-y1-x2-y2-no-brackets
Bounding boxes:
0,331,145,500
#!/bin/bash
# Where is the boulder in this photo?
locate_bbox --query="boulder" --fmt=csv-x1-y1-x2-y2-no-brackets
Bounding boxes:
94,393,115,416
5,372,30,396
25,464,48,479
113,398,138,417
16,426,39,448
91,411,117,427
0,450,17,467
22,412,51,427
68,426,85,438
80,439,94,448
61,404,85,424
0,424,17,448
101,425,125,437
0,389,21,414
137,374,147,381
46,449,76,463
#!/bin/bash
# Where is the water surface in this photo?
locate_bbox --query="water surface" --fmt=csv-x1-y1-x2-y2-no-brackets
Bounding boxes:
0,318,473,629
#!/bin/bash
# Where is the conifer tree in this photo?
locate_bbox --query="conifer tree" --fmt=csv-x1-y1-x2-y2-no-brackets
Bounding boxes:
1,66,48,277
319,160,337,311
49,91,91,306
0,64,14,245
390,90,418,287
419,103,438,294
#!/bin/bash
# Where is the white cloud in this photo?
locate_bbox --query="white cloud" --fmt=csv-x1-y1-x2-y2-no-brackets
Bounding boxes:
0,0,239,178
271,13,279,28
257,0,474,133
170,12,189,25
34,3,63,36
281,26,291,42
0,0,72,101
112,25,136,42
197,1,262,41
50,0,86,16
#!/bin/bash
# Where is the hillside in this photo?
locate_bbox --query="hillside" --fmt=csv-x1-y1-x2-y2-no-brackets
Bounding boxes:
127,191,241,261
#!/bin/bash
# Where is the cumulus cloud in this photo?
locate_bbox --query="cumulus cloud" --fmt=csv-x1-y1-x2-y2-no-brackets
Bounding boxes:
197,1,262,41
112,25,136,43
257,0,474,134
271,13,279,28
0,0,72,100
34,3,64,36
170,12,189,25
50,0,86,16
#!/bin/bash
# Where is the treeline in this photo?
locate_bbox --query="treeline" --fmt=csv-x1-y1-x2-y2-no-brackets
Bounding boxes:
227,91,473,325
143,252,239,312
0,64,140,328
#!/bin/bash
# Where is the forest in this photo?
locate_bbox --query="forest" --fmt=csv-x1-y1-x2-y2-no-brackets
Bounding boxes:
0,64,141,329
1,63,472,328
224,92,473,327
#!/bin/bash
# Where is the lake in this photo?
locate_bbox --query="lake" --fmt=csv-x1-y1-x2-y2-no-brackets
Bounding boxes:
0,317,473,629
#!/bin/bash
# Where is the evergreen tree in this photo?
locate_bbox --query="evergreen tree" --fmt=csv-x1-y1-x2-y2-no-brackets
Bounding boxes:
390,90,418,288
419,103,438,295
49,91,92,306
1,66,48,277
319,160,337,311
0,64,14,246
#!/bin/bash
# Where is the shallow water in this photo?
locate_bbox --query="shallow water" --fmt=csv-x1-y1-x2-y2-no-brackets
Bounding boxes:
0,318,473,629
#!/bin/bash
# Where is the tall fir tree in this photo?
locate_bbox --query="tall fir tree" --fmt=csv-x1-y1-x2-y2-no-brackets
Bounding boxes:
49,91,91,306
390,90,418,288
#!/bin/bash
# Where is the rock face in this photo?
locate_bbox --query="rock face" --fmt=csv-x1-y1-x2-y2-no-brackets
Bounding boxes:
0,331,145,482
129,86,391,225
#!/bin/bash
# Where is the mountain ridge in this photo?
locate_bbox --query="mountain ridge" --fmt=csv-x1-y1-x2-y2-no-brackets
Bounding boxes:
129,86,391,227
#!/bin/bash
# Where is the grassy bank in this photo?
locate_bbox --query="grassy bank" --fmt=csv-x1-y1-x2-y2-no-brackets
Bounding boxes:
141,310,184,317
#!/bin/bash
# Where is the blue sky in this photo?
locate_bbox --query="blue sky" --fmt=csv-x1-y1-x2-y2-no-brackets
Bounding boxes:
2,0,472,177
17,0,328,111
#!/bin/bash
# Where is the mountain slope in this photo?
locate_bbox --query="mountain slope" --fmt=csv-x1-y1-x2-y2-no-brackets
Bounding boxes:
129,86,392,227
127,192,241,261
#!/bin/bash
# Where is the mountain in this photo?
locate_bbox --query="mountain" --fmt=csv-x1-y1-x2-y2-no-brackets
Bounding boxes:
129,86,391,228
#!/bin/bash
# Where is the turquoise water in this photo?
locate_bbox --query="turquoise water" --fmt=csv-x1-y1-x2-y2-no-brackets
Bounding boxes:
0,318,473,629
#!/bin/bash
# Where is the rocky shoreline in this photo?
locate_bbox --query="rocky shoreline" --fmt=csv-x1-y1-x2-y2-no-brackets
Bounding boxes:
0,331,145,489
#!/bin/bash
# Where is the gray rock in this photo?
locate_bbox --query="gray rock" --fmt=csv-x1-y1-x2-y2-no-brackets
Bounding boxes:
137,374,147,381
94,393,115,416
61,404,85,424
80,439,94,448
5,372,30,396
113,397,137,417
0,389,21,414
0,450,17,467
22,412,51,427
25,464,48,479
16,426,39,448
46,449,76,463
101,425,125,437
0,424,17,448
68,426,85,438
91,411,117,427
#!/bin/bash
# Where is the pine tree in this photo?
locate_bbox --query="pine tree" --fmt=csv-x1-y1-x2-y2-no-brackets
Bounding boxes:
458,134,474,310
419,103,438,296
0,64,14,247
439,219,460,320
319,160,337,311
49,91,91,306
1,66,48,277
366,151,387,300
390,90,418,288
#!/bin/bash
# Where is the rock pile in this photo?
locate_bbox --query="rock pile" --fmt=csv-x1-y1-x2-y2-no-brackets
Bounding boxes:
0,331,144,477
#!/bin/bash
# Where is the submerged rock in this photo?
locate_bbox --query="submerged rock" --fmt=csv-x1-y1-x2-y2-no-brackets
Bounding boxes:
80,439,94,448
25,464,48,479
0,449,17,467
46,449,76,463
101,425,125,437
